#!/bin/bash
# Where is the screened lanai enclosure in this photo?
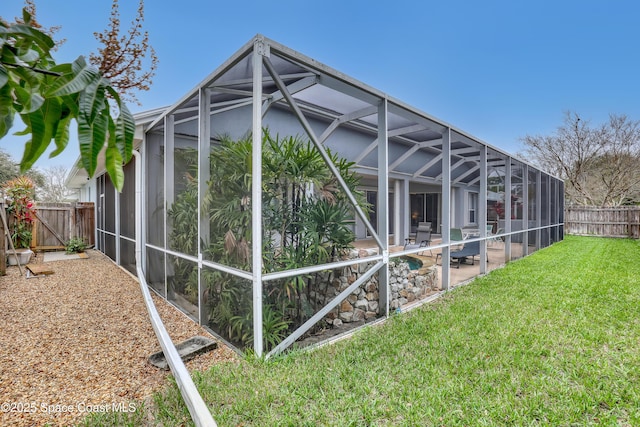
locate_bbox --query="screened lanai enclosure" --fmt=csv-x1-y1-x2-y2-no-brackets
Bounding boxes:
74,35,564,357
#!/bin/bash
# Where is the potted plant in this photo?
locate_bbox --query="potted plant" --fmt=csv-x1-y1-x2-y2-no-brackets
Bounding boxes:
3,176,36,265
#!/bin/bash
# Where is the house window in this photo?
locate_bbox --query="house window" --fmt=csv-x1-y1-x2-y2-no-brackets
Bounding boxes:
364,190,394,236
467,192,478,225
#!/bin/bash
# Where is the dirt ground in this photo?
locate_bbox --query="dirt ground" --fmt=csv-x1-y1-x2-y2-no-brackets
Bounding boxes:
0,250,237,427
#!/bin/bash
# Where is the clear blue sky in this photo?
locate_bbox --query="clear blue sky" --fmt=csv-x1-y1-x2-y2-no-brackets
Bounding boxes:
2,0,640,171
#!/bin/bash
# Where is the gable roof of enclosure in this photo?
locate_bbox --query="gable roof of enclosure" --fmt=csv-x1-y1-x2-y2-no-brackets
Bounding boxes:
146,34,553,183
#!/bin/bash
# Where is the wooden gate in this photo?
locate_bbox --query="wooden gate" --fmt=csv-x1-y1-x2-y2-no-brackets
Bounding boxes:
2,202,95,274
30,202,95,250
2,202,95,251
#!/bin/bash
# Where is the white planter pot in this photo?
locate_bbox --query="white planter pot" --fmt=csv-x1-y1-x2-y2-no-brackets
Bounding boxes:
7,249,33,266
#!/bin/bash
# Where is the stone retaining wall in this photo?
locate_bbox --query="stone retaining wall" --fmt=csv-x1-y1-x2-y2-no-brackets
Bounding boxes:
319,251,439,328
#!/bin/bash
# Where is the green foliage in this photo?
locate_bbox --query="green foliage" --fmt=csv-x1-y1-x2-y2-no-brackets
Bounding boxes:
3,175,36,248
0,9,134,191
229,305,291,351
167,131,366,351
84,236,640,426
65,236,86,254
0,148,45,188
165,149,199,305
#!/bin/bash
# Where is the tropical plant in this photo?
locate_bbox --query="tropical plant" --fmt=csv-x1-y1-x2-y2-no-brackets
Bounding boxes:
0,9,134,190
167,131,367,351
165,148,199,304
3,176,36,249
229,304,291,351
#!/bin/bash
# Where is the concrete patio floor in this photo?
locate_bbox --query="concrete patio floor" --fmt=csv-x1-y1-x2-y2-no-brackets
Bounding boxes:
352,237,531,289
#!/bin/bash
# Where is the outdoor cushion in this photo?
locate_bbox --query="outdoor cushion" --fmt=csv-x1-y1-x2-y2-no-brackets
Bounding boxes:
449,240,481,268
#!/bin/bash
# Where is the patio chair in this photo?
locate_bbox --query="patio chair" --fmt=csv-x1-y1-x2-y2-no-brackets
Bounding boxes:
450,227,464,242
436,238,488,268
449,240,482,268
450,227,465,250
486,224,496,246
418,221,432,231
488,228,504,246
404,227,432,256
435,227,464,265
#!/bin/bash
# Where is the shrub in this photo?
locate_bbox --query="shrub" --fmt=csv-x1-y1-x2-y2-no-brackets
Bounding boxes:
3,176,36,249
65,237,87,254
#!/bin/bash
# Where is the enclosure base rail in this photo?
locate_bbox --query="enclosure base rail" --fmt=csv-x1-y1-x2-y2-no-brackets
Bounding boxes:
134,264,216,426
133,150,217,427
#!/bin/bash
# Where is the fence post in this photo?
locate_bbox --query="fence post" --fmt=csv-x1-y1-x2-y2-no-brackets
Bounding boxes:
70,202,75,243
31,217,37,248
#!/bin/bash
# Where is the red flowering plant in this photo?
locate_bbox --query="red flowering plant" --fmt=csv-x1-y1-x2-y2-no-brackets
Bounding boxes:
3,176,36,249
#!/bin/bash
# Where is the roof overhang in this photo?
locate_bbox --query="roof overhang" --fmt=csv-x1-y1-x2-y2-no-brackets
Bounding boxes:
65,107,168,189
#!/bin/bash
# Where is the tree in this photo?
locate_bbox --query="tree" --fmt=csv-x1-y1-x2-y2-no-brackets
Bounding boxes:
90,0,158,105
38,165,74,202
12,0,64,47
521,112,640,206
0,148,44,187
0,9,134,191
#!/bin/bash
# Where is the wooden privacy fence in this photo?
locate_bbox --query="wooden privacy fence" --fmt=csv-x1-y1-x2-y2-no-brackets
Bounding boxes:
2,202,95,251
565,206,640,238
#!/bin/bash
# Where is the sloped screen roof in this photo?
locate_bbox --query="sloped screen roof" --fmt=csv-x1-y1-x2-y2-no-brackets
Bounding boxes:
147,35,546,186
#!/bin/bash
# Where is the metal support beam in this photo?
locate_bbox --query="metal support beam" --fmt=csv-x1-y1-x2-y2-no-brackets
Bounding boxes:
402,178,410,241
354,138,378,163
114,182,120,265
451,147,480,155
267,261,383,357
547,174,552,243
413,153,443,178
133,151,217,427
394,179,401,246
536,169,541,249
353,125,424,164
522,163,529,256
453,164,479,184
441,128,451,291
262,56,382,248
198,88,211,326
479,145,487,274
378,99,389,317
504,158,512,262
164,115,175,298
387,102,446,135
435,158,467,181
252,43,265,356
318,106,378,143
389,124,426,137
262,75,317,117
389,138,442,170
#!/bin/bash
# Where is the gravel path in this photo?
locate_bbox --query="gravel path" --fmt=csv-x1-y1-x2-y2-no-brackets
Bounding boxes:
0,250,237,427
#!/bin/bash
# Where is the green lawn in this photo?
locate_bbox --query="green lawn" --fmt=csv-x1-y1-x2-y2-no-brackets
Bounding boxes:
83,235,640,426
